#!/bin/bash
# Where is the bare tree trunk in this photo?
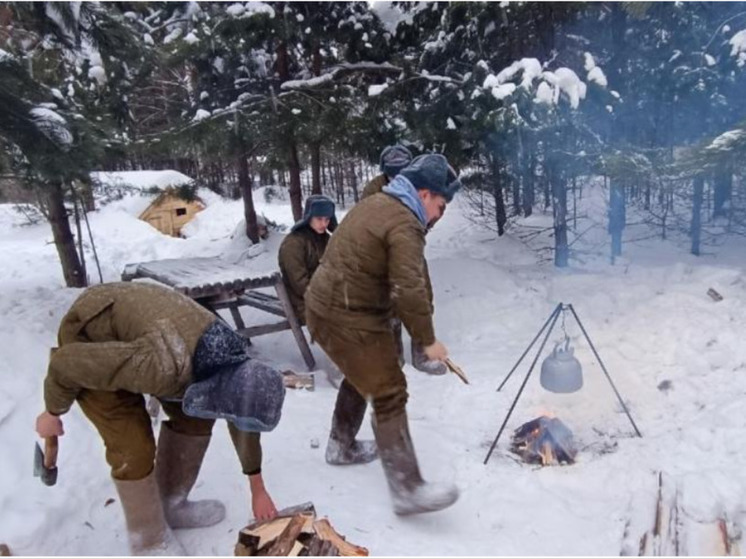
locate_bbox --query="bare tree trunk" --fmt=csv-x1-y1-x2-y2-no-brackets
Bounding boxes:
713,170,732,219
237,148,260,244
277,39,303,220
609,177,625,261
72,194,87,282
288,143,303,221
491,154,507,236
348,159,359,203
511,172,521,216
310,142,322,195
334,161,345,208
548,159,568,268
522,150,535,217
47,181,86,287
690,176,704,256
79,178,96,212
309,42,322,196
326,157,336,199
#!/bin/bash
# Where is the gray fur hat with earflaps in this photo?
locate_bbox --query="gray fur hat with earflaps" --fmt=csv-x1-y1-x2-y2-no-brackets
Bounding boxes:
398,153,462,203
182,358,286,432
380,145,413,178
290,194,338,233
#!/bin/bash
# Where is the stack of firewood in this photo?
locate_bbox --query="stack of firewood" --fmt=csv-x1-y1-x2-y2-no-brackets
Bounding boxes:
235,503,368,557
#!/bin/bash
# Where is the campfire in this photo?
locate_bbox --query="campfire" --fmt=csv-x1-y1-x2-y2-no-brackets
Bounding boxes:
510,416,577,465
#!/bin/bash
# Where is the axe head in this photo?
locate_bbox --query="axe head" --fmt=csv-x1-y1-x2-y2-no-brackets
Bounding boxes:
34,442,58,486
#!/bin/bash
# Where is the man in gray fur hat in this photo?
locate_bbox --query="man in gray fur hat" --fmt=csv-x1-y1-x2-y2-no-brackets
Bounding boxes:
363,145,448,377
361,144,413,199
305,153,462,516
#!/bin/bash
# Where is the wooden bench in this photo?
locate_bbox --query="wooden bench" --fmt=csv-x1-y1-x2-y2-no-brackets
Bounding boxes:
121,257,316,371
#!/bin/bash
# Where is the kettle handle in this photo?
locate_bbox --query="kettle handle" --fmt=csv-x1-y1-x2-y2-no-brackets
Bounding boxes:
553,336,571,355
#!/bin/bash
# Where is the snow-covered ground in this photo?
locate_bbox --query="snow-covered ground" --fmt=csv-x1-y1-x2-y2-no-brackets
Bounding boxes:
1,182,745,556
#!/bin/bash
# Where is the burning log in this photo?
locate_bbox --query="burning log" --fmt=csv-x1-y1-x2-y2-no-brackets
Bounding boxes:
510,416,577,465
235,502,368,557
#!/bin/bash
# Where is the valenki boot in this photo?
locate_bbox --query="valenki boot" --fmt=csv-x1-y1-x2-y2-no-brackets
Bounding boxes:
155,425,226,529
372,411,458,515
325,380,378,465
114,471,186,556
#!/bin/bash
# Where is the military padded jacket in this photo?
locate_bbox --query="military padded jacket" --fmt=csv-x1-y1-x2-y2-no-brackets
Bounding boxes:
278,226,330,321
361,174,389,200
45,282,216,415
305,193,436,347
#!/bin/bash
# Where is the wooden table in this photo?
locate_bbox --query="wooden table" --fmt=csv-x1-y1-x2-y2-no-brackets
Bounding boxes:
121,256,316,371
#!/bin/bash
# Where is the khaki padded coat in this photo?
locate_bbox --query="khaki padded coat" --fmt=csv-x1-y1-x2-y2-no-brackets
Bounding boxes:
305,193,435,347
45,282,215,415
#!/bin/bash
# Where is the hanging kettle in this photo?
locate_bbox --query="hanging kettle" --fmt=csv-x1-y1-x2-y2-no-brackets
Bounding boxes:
540,337,583,393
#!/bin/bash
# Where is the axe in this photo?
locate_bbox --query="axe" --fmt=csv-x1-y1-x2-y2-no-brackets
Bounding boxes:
33,436,58,486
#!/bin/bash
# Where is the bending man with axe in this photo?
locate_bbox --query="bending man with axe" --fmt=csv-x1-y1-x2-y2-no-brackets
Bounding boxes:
35,282,285,555
305,153,462,515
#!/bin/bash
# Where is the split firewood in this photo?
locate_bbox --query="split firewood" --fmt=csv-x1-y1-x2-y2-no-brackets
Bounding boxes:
0,544,11,556
282,370,315,391
264,516,308,557
312,519,368,556
299,536,339,557
444,358,469,385
235,503,367,557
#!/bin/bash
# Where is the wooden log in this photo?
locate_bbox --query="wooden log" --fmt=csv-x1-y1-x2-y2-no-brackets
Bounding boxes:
282,370,315,391
312,519,369,556
261,515,307,557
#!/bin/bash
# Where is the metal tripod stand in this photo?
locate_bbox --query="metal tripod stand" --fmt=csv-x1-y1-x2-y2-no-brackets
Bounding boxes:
483,303,642,465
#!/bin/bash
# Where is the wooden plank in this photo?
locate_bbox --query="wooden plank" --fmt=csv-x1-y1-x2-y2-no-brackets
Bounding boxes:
235,295,286,317
229,305,247,331
274,280,316,371
239,321,291,337
121,257,281,298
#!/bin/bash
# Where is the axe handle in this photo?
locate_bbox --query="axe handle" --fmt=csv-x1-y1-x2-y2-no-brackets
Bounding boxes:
45,436,58,469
